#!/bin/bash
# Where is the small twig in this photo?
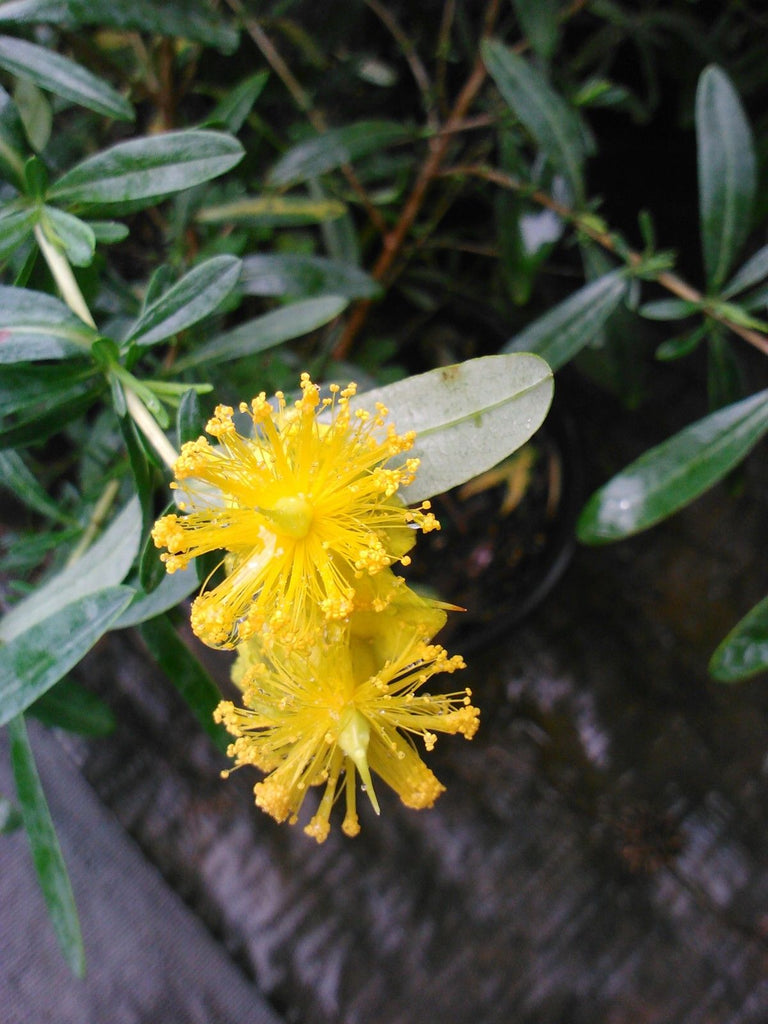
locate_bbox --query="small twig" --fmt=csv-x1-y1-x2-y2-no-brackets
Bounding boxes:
65,480,120,567
435,0,456,119
444,163,768,357
363,0,437,130
333,0,504,359
225,0,388,236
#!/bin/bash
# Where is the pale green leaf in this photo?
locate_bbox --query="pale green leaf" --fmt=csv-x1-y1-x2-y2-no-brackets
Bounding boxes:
126,255,242,347
241,253,381,300
578,388,768,543
482,38,586,201
696,65,756,291
175,294,348,371
269,121,413,187
8,713,84,976
0,587,133,725
503,271,627,370
196,194,347,226
48,130,243,209
41,206,95,267
710,594,768,682
0,285,96,362
352,353,554,503
0,497,140,643
0,34,133,121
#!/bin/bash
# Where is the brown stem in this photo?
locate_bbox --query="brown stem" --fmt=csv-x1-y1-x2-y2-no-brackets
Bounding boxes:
444,163,768,357
225,0,388,236
333,0,504,359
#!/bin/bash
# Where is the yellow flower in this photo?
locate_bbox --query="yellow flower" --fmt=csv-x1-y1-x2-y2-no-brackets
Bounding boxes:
215,609,479,843
152,373,439,649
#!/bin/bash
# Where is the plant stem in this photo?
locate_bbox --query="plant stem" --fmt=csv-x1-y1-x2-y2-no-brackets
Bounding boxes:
124,389,180,471
34,224,181,467
226,0,388,236
444,163,768,357
65,479,120,567
34,224,95,328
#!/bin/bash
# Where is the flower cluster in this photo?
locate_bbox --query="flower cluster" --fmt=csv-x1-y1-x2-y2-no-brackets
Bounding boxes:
153,373,478,842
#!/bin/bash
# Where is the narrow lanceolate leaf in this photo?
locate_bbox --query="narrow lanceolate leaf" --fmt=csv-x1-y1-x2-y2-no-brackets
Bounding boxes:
114,568,200,630
352,353,554,504
0,497,141,643
41,206,95,267
503,271,627,371
241,253,382,300
29,677,115,735
205,71,269,132
139,615,229,753
0,586,133,726
696,65,756,291
48,130,243,209
126,255,242,348
577,388,768,544
175,294,348,371
482,38,587,202
0,205,36,259
8,714,85,976
0,450,72,523
196,194,347,226
0,84,28,187
269,121,413,187
710,594,768,682
0,285,97,361
0,35,133,121
0,0,239,53
722,242,768,299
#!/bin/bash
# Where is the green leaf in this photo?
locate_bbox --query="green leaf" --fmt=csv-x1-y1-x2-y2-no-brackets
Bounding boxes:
8,713,84,976
0,285,96,361
710,594,768,682
0,370,102,449
205,71,269,133
0,0,239,53
0,586,132,726
114,568,199,630
87,219,129,244
0,34,133,121
482,38,587,202
0,83,28,186
40,205,95,267
29,676,115,735
126,254,242,348
655,325,707,361
0,497,141,643
722,242,768,299
196,194,347,226
0,204,37,259
0,791,22,832
48,130,243,210
706,326,742,412
13,77,51,152
175,294,348,371
269,121,413,187
139,615,228,753
511,0,561,61
639,298,700,321
577,388,768,544
351,353,554,504
696,65,756,291
241,253,381,300
177,387,204,446
0,450,72,523
503,271,627,371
